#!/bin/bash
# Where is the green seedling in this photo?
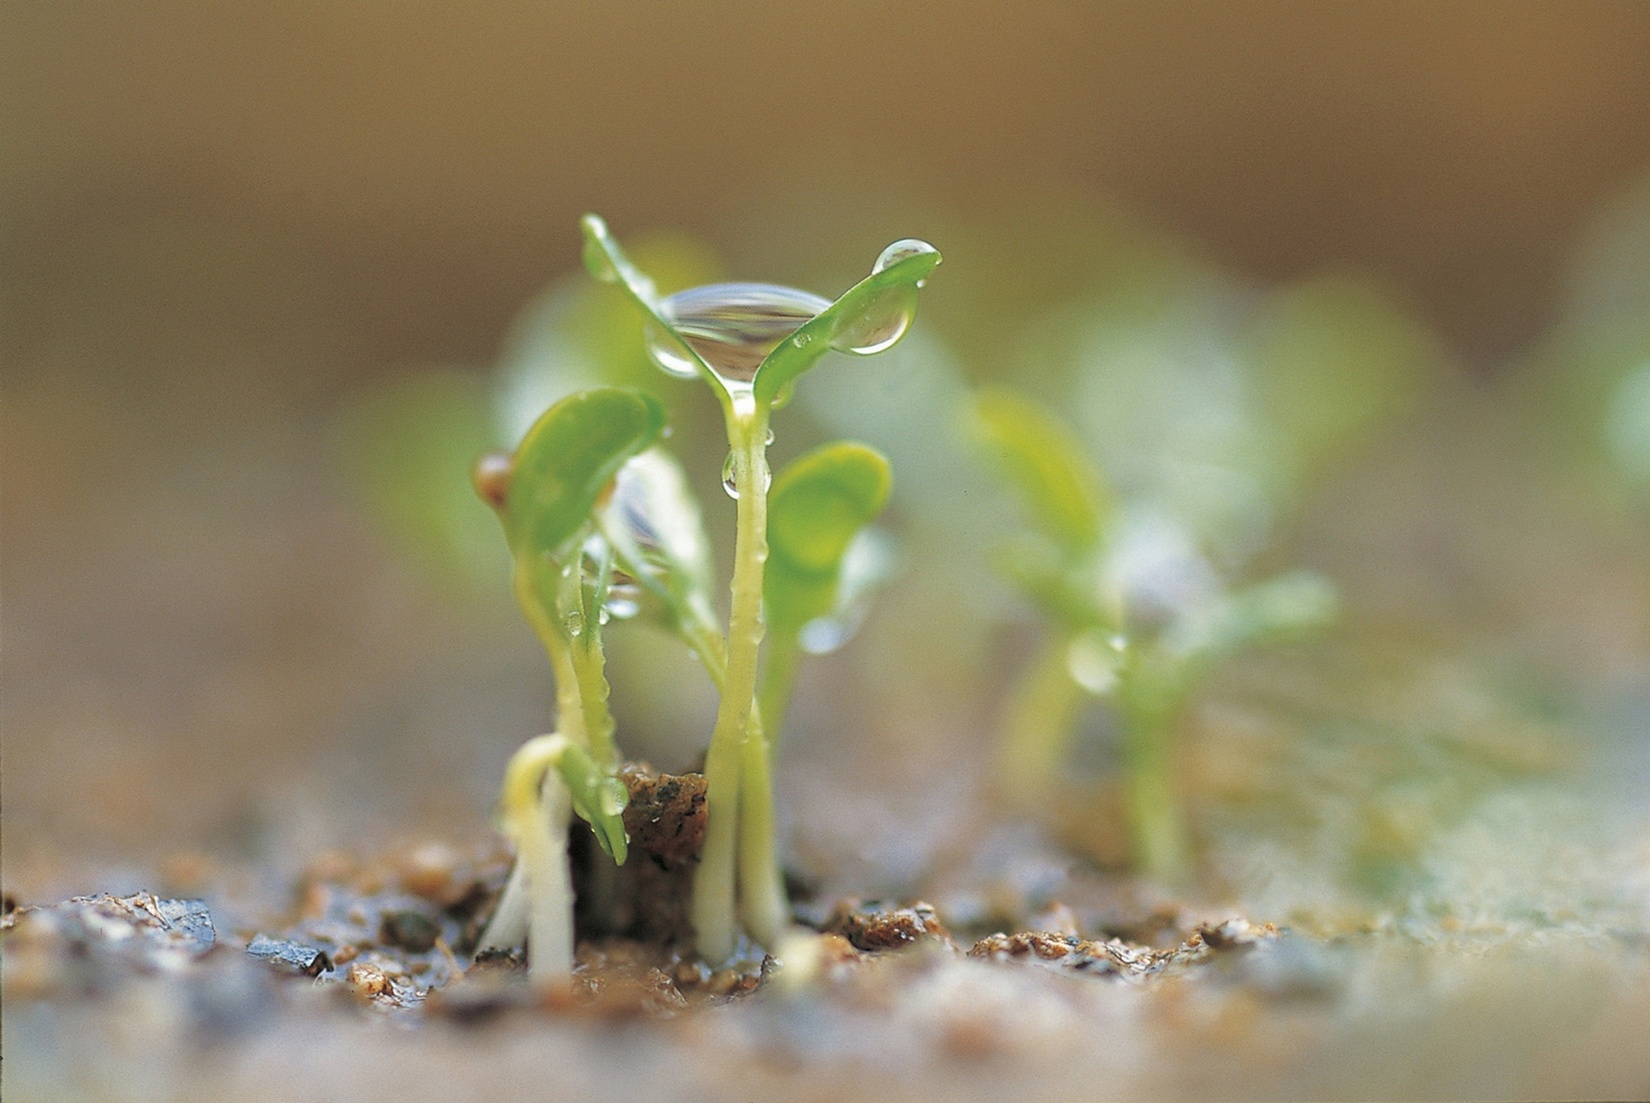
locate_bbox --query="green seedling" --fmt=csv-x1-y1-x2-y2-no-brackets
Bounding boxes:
581,214,937,962
471,386,665,988
969,387,1336,885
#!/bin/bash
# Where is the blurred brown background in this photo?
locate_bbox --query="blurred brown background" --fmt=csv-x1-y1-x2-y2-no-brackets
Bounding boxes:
9,1,1650,373
6,1,1650,896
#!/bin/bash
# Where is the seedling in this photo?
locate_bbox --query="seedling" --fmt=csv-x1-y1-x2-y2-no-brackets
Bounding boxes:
474,216,938,976
471,387,665,987
581,214,936,962
969,387,1336,885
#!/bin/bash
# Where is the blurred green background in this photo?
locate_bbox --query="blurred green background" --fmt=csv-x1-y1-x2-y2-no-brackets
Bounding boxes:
4,1,1648,930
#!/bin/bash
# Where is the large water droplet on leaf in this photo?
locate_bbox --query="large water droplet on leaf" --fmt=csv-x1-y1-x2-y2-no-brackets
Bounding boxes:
873,238,939,284
649,283,831,386
829,285,918,357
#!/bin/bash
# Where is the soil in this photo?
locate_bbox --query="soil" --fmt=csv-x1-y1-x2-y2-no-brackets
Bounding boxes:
8,755,1650,1102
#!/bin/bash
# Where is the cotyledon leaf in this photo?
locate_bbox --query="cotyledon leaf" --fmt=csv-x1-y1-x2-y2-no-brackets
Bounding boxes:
969,387,1111,557
765,441,893,637
753,241,942,409
580,214,733,407
503,387,668,561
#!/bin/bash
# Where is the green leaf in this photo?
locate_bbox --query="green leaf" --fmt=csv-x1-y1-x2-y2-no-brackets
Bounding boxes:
969,388,1111,557
549,740,630,866
753,242,941,409
766,442,893,637
503,387,668,561
580,213,732,404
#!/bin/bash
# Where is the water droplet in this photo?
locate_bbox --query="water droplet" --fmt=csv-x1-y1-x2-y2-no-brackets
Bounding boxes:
604,573,643,621
598,777,629,818
564,610,585,638
472,451,513,510
721,452,739,500
798,616,851,655
1065,631,1122,695
873,238,939,283
791,332,813,349
648,282,830,385
719,451,771,500
829,285,917,356
763,426,775,446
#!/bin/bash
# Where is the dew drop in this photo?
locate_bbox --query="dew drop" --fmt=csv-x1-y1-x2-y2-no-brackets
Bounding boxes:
598,777,629,818
472,451,513,510
1065,631,1123,695
873,238,939,281
721,452,739,500
648,282,830,385
564,610,585,639
720,451,771,500
829,285,917,356
604,574,643,621
798,616,851,655
764,426,775,446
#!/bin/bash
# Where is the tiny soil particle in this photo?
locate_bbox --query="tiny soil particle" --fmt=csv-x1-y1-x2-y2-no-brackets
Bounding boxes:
379,909,442,953
346,962,391,999
823,900,956,952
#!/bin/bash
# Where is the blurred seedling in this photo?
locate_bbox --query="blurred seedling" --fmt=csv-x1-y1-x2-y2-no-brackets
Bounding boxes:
968,388,1337,885
471,216,938,982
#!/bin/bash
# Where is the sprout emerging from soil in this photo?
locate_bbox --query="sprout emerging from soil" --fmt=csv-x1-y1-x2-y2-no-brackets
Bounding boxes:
968,387,1337,885
471,387,664,988
581,214,938,962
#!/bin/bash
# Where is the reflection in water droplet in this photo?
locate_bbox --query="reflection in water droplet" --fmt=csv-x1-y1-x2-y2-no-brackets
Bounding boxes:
564,610,585,638
472,451,513,510
829,285,917,357
648,283,830,385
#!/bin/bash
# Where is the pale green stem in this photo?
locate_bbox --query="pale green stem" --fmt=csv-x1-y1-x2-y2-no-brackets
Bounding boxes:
1119,658,1190,887
756,632,802,754
513,558,587,749
569,631,617,768
737,702,788,946
692,404,781,961
996,631,1086,807
497,734,577,991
